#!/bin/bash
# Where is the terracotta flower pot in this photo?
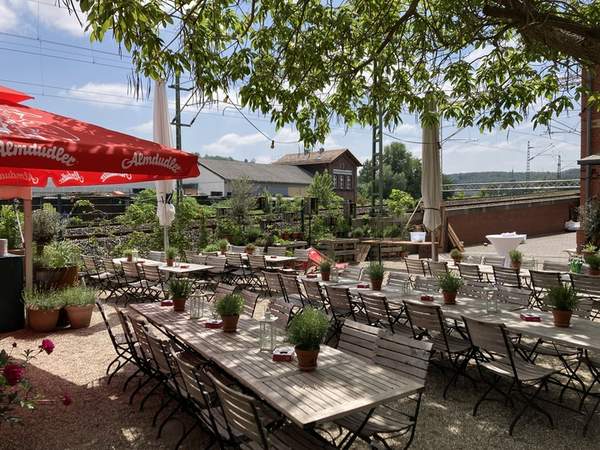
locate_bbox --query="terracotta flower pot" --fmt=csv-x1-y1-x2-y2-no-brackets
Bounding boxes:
442,291,457,305
173,297,187,312
400,251,409,258
295,347,319,371
511,261,521,270
246,248,255,255
65,305,94,329
166,258,174,267
452,258,462,264
371,277,383,291
27,308,60,332
221,314,239,332
34,266,78,290
587,267,600,276
126,255,133,262
321,271,330,282
552,309,572,328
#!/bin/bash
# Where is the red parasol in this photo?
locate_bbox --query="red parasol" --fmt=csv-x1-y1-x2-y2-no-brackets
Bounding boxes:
0,86,199,187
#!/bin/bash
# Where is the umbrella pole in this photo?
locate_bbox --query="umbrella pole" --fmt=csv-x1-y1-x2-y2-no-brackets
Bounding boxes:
163,225,169,250
24,197,33,290
431,228,438,262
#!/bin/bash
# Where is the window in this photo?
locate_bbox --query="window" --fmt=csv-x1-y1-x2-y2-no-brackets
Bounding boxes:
210,191,223,197
345,175,352,190
333,174,339,189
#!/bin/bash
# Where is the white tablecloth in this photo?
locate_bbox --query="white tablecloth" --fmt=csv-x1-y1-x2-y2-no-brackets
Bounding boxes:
486,233,527,267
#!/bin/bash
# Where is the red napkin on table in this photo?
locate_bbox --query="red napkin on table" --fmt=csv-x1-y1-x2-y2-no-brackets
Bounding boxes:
520,313,541,322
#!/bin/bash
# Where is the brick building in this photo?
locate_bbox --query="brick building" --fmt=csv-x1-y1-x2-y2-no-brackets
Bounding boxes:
275,148,362,202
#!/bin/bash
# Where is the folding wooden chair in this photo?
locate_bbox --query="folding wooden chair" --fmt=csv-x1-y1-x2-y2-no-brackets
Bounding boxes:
336,319,380,362
404,300,474,399
571,273,600,320
302,278,328,311
495,285,531,309
482,255,506,266
358,292,406,333
492,265,522,288
426,260,448,278
266,246,287,256
240,289,259,318
404,258,427,277
529,269,562,308
280,273,305,307
462,315,559,435
542,260,570,272
413,276,440,293
458,263,483,282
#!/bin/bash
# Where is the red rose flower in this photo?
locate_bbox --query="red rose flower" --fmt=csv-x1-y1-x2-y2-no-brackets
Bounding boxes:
40,339,55,355
3,364,25,386
62,393,72,406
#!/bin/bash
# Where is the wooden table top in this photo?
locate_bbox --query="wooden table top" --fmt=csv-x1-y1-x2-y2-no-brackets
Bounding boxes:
129,303,423,428
112,257,212,273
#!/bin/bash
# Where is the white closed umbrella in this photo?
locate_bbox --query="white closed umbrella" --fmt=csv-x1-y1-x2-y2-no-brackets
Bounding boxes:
153,80,176,250
421,104,442,261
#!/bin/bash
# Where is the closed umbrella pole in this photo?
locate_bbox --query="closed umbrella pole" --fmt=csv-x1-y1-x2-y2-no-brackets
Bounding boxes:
153,80,176,251
421,101,442,262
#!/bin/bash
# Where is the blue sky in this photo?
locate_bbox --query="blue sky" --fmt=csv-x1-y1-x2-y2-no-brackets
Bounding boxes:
0,0,582,175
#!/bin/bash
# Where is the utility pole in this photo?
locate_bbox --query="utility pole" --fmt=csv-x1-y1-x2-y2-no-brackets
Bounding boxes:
557,153,561,179
526,141,532,181
169,74,194,205
371,61,384,239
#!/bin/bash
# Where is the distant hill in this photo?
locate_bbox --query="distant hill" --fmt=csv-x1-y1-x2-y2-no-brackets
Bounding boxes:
446,168,579,184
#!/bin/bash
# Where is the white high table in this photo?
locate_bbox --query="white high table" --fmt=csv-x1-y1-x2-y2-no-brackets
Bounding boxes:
486,233,527,267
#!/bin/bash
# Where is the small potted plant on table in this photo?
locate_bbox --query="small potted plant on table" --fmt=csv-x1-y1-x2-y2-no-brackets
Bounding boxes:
123,249,134,262
509,249,522,270
217,239,229,255
320,260,332,281
450,248,463,264
23,289,64,332
245,243,256,255
165,247,177,267
585,252,600,276
215,293,245,332
62,285,97,328
366,262,385,290
169,279,192,312
287,307,330,371
547,285,579,328
438,272,463,305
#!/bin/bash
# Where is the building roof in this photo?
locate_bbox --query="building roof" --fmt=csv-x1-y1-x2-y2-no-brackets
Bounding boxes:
274,148,362,166
578,154,600,165
198,159,313,185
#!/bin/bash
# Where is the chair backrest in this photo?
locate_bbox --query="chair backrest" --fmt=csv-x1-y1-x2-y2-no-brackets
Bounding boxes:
82,255,100,274
240,289,259,317
542,260,570,272
226,253,243,268
386,270,412,289
482,255,506,266
495,285,531,308
280,274,302,298
403,301,445,336
520,257,537,269
359,292,391,326
427,260,448,278
96,301,119,348
574,297,595,320
374,332,433,384
208,373,270,449
492,265,521,288
149,250,166,262
405,258,426,276
459,280,493,301
172,349,212,408
462,253,483,264
413,276,440,293
113,307,138,351
248,255,266,270
324,285,352,316
184,249,198,261
142,264,163,282
262,271,283,295
145,331,175,377
338,319,380,362
121,261,141,280
213,283,237,302
530,270,562,291
302,278,326,309
462,315,510,358
268,298,295,329
189,254,208,265
342,265,363,281
571,273,600,298
128,316,154,366
293,248,309,261
266,246,287,256
207,255,227,270
102,258,118,274
458,263,482,282
230,245,247,253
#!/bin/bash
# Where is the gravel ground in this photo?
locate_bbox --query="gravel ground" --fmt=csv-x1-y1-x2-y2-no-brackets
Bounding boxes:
1,303,599,449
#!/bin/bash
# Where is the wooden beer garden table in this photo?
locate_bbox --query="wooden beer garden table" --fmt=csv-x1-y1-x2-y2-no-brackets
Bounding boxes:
112,257,213,275
128,303,424,429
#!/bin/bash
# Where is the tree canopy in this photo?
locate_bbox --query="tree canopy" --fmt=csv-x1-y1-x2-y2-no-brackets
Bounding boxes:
67,0,600,145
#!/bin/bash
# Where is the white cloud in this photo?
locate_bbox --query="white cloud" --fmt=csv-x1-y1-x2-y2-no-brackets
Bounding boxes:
0,2,17,32
129,120,154,137
66,82,146,108
27,2,87,37
202,132,266,155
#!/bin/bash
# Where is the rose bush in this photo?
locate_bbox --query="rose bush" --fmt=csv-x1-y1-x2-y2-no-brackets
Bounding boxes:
1,339,56,424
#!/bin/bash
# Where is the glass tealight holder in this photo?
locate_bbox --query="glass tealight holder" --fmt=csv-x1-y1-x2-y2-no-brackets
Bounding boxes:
189,293,207,319
485,290,499,314
259,310,277,352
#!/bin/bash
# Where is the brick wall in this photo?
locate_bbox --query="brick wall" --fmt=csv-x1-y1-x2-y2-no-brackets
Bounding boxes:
446,196,579,247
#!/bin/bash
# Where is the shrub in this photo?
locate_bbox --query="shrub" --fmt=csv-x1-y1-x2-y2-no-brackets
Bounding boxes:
583,242,597,253
585,252,600,270
320,260,332,273
547,285,579,311
123,249,133,257
217,239,229,252
0,205,23,249
366,262,385,280
168,279,192,299
35,240,80,269
388,189,415,216
580,200,600,247
245,243,256,252
32,204,62,250
509,249,522,263
287,308,330,351
351,227,364,238
203,243,220,253
215,293,245,317
23,289,64,310
59,286,96,307
438,272,463,293
449,248,463,260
